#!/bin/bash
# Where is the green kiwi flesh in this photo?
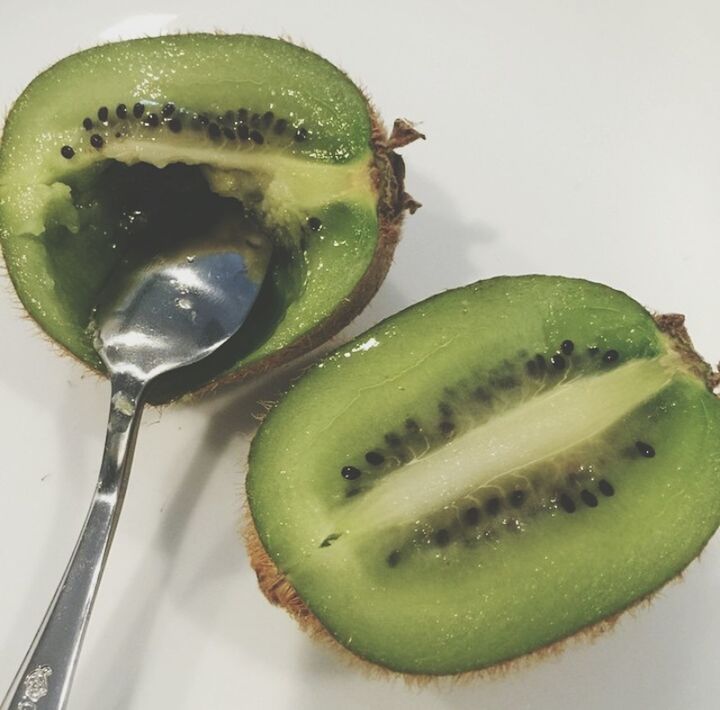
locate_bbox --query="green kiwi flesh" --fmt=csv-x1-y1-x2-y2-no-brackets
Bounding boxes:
246,275,720,676
0,34,416,400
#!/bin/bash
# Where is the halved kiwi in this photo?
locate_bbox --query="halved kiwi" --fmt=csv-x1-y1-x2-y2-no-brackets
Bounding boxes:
246,275,720,676
0,34,420,400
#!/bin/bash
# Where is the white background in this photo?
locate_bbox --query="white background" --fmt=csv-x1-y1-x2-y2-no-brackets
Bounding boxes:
1,2,720,708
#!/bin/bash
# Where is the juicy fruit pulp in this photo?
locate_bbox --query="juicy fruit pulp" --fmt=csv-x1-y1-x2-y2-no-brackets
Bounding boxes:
246,276,720,675
0,35,416,399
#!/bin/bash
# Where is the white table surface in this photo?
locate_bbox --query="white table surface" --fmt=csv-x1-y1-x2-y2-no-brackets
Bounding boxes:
1,2,719,709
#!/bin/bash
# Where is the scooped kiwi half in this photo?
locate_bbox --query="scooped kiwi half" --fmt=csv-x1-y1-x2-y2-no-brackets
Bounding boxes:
0,34,420,400
246,275,720,676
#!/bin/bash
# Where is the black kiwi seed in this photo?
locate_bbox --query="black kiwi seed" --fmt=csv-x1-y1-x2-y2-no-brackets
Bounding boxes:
223,127,236,140
295,126,309,142
237,107,249,122
250,113,261,128
384,433,402,448
598,479,615,496
561,339,575,355
435,529,451,547
635,441,655,458
603,349,619,363
509,490,526,508
550,354,566,371
559,494,576,513
307,216,322,232
97,106,109,123
208,123,221,140
133,102,145,118
115,103,128,119
439,421,455,436
90,134,104,149
463,507,481,526
534,354,547,371
341,465,361,480
439,402,453,417
167,118,182,133
274,118,288,134
250,130,264,144
485,497,501,516
60,145,75,159
197,114,209,126
405,418,420,432
580,490,599,508
162,102,176,117
82,117,93,131
365,451,385,466
145,113,160,127
262,111,274,128
387,550,401,568
236,123,249,140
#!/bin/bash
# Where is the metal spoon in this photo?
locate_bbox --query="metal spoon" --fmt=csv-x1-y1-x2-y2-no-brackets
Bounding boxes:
1,226,272,710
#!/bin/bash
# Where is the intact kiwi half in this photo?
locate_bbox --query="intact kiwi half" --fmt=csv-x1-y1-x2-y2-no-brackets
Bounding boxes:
246,275,720,676
0,34,420,400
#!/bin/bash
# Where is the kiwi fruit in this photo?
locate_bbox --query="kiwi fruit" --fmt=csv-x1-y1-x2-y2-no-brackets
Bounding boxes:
0,34,421,400
245,275,720,676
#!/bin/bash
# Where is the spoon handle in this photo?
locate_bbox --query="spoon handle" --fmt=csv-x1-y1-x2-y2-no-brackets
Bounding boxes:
1,374,146,710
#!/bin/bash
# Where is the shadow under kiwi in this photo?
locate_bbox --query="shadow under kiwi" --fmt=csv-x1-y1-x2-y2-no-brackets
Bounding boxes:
289,553,720,710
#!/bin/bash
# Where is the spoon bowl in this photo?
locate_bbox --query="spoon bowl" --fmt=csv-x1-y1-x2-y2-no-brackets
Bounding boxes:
96,227,272,383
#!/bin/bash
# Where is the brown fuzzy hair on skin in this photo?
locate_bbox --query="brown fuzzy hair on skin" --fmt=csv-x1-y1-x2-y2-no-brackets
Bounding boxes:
242,504,679,685
242,316,720,683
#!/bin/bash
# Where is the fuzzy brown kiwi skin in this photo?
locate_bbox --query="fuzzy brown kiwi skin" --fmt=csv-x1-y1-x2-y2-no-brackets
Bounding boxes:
242,315,719,681
244,507,685,685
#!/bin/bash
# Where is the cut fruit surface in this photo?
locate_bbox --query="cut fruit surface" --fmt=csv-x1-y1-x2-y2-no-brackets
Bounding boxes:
0,34,418,399
246,275,720,676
